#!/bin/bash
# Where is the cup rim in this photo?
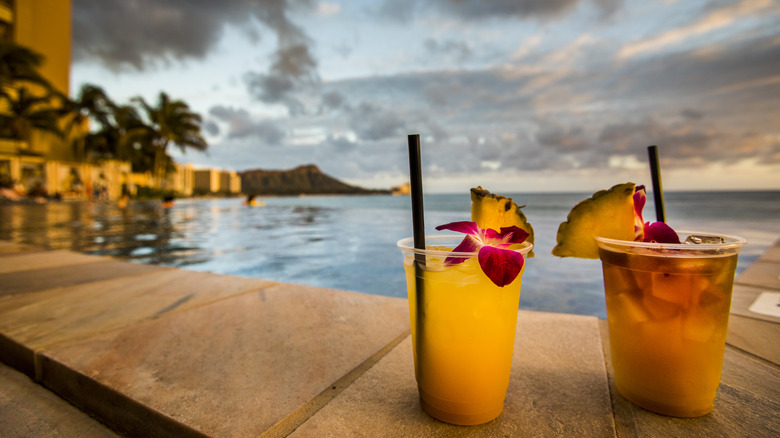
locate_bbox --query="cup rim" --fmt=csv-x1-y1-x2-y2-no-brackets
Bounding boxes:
397,234,534,257
594,230,746,251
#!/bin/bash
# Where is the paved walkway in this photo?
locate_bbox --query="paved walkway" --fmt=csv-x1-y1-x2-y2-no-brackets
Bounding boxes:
0,239,778,437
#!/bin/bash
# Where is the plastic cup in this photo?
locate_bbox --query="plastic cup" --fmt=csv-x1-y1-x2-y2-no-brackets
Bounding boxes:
397,235,533,425
595,231,745,417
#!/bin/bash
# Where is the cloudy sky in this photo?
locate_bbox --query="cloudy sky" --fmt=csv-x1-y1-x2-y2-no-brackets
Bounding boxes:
70,0,780,193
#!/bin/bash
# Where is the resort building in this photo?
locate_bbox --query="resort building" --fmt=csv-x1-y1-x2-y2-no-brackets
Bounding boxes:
1,0,84,196
193,169,242,196
0,0,239,200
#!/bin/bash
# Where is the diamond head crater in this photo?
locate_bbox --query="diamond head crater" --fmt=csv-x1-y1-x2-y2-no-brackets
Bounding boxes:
240,164,391,196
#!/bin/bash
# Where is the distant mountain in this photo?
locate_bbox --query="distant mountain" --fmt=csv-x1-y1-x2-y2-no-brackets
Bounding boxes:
239,164,390,196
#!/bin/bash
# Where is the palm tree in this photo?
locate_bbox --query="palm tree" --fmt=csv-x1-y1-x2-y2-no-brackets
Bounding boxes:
0,42,52,104
85,103,153,169
1,42,60,143
0,87,63,143
111,103,151,163
134,92,207,186
61,84,116,161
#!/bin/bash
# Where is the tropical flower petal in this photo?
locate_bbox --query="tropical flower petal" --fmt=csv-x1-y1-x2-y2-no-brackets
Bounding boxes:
435,221,480,236
633,186,647,240
435,221,529,286
633,185,647,219
445,234,482,265
631,185,680,244
493,226,530,247
643,221,681,244
478,245,525,287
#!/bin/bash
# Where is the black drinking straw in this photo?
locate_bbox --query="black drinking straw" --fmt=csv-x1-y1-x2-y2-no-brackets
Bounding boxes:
647,145,666,223
408,134,426,253
407,134,425,379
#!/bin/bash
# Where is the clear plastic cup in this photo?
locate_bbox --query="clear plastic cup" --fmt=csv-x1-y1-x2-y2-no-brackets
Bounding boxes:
595,231,745,417
398,235,533,425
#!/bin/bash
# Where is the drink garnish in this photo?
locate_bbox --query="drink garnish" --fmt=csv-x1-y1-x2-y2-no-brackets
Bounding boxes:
470,186,535,257
633,186,680,244
553,183,680,259
435,221,529,287
552,182,638,259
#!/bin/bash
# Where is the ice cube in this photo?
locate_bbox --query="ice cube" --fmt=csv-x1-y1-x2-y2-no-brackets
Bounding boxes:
608,293,651,324
683,289,729,343
648,271,708,308
642,292,682,319
698,289,726,309
682,310,720,343
684,235,725,244
638,315,684,353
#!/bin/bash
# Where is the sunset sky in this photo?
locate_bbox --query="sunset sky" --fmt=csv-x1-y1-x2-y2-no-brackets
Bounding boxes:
70,0,780,193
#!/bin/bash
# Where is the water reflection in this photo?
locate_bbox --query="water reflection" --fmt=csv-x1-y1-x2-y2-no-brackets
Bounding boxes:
1,197,417,306
1,200,189,263
0,199,338,270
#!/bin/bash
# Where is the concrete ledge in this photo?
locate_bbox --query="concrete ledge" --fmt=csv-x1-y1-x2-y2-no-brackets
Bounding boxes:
38,356,209,438
0,362,121,438
0,250,112,274
726,314,780,365
758,238,780,262
33,284,409,437
735,260,780,291
730,284,780,324
0,269,277,379
0,241,39,254
0,259,170,297
293,311,616,436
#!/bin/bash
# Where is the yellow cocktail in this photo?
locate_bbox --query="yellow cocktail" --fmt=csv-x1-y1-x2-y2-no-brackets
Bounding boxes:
596,232,745,417
398,235,533,425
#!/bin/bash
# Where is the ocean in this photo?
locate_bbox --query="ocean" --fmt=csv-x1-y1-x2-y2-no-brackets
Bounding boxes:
1,190,778,318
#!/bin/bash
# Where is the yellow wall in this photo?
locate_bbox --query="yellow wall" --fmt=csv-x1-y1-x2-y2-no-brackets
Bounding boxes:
14,0,71,96
12,0,73,161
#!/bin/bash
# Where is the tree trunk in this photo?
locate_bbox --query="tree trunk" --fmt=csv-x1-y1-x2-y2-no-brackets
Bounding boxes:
154,144,168,190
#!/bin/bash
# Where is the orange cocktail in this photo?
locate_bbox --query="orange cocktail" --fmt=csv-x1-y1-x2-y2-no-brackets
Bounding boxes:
596,232,745,417
398,235,533,425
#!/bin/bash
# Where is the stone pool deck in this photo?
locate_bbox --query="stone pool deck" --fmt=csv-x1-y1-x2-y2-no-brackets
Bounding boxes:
0,239,778,437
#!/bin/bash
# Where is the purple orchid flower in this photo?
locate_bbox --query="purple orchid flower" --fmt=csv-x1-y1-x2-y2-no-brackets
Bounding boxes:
434,221,530,287
633,186,648,240
633,186,681,244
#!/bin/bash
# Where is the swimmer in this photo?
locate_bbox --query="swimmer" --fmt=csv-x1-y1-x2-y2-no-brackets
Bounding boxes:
118,194,129,209
243,194,263,206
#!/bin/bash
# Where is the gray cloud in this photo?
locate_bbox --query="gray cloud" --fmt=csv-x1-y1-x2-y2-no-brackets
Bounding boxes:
244,43,319,115
73,0,314,71
598,117,712,165
615,34,780,114
209,105,285,145
319,91,346,112
74,0,321,117
424,38,473,62
379,0,621,22
348,102,406,141
433,0,583,19
536,123,590,152
324,134,358,153
203,120,220,136
681,109,704,121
